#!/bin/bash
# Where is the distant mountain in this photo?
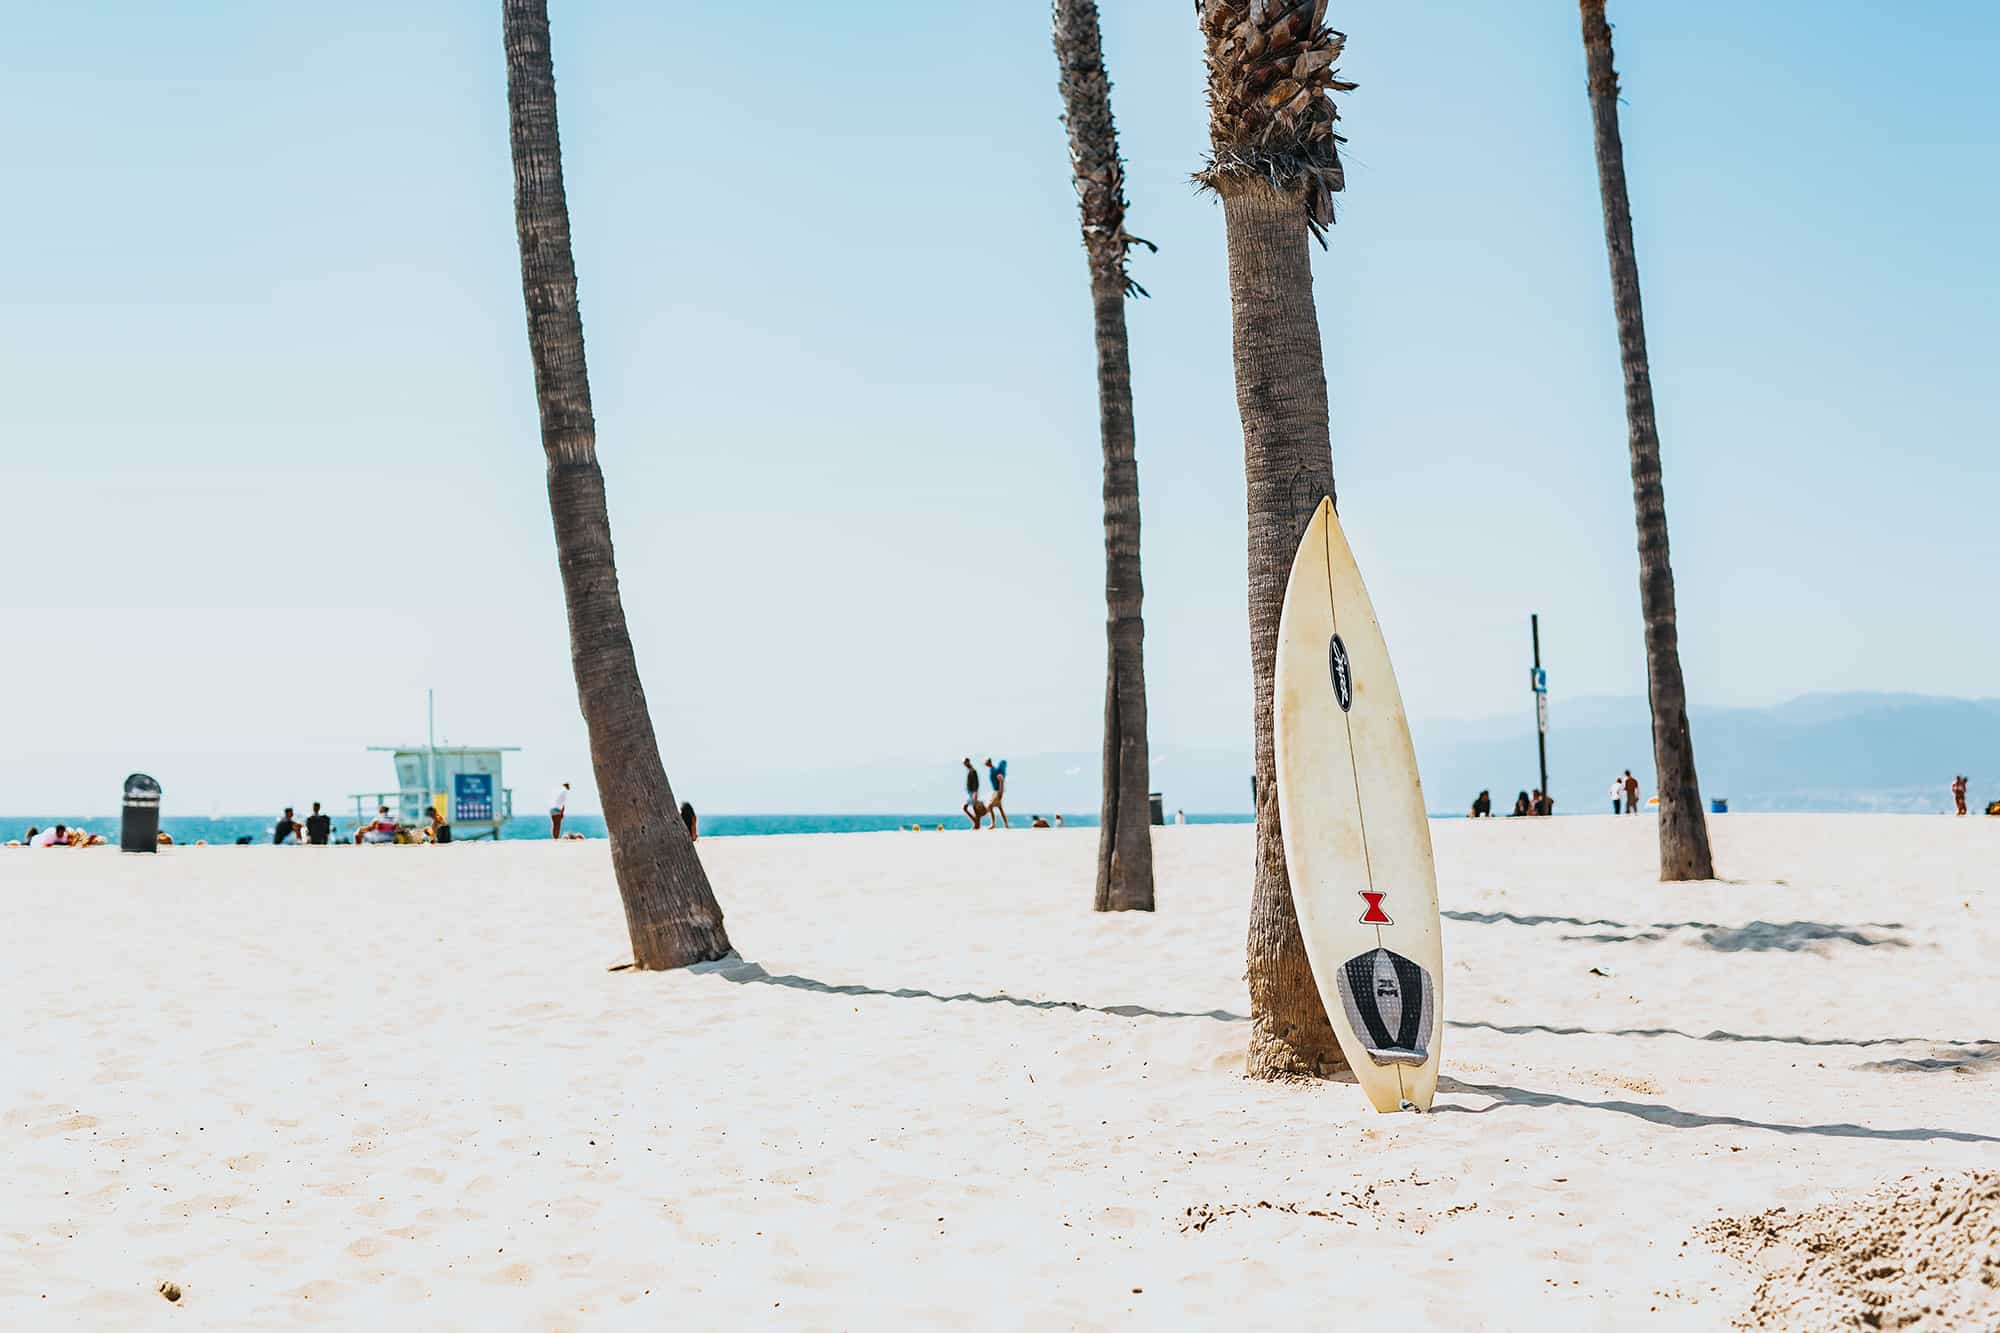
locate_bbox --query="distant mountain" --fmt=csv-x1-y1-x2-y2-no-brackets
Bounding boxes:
1412,692,2000,815
689,693,2000,817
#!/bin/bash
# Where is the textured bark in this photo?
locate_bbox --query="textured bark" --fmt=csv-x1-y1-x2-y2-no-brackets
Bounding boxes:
504,0,732,967
1053,0,1155,913
1196,1,1353,1078
1578,0,1714,881
1220,184,1347,1078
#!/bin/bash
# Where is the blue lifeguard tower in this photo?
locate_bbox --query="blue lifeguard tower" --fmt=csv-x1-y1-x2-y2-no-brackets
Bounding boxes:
350,692,518,841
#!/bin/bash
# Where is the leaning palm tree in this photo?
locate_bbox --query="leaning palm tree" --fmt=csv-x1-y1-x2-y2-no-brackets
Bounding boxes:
1194,0,1355,1078
1577,0,1714,881
502,0,732,967
1052,0,1155,913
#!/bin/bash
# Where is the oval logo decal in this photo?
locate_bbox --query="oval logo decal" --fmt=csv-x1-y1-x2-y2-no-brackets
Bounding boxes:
1328,634,1354,712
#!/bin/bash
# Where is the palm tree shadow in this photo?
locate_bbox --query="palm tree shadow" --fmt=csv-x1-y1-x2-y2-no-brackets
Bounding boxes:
1441,910,1907,951
688,955,1250,1024
1447,1019,1999,1051
1430,1078,2000,1143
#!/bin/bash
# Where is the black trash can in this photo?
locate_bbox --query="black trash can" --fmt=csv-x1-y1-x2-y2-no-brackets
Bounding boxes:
120,773,162,852
1148,792,1165,826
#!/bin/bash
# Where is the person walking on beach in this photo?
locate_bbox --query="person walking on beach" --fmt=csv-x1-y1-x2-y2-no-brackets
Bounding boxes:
305,802,331,846
1623,770,1641,814
961,758,986,829
1952,774,1969,816
984,757,1010,829
273,807,302,845
550,782,570,838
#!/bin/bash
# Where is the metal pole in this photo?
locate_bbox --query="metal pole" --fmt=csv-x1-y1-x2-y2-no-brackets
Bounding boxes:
427,688,437,818
1532,615,1549,801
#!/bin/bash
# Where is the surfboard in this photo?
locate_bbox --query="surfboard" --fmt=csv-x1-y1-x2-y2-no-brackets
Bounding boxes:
1273,497,1444,1113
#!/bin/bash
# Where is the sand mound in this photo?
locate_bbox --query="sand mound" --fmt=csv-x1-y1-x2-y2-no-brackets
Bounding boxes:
1702,1172,2000,1330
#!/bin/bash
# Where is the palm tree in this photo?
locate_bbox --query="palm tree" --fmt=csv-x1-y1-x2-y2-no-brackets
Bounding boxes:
1577,0,1714,881
1052,0,1155,913
1194,0,1355,1077
502,0,733,967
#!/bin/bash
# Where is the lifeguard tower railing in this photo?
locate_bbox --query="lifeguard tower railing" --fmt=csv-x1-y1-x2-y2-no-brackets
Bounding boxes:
350,744,518,842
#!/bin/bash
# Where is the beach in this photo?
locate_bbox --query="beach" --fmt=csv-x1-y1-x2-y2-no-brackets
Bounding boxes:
4,814,1995,1328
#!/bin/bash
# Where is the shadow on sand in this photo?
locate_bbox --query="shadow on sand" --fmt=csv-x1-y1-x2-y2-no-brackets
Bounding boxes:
1442,910,1907,951
1446,1019,1998,1051
689,956,1249,1024
1432,1078,2000,1143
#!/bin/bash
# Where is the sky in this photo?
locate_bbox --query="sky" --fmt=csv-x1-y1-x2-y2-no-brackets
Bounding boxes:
4,1,1995,815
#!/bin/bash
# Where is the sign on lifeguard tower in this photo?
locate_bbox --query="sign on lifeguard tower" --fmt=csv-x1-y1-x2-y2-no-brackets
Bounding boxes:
454,772,495,823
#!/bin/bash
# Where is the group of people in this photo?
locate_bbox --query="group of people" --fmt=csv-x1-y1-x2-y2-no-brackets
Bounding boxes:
1466,788,1557,817
1469,770,1643,819
272,802,339,844
960,756,1010,829
13,823,104,848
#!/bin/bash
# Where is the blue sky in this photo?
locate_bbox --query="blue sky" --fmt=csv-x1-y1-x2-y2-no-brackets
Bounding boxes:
4,1,1995,814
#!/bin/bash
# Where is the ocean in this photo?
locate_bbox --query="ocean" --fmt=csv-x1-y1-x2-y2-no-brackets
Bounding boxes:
4,811,1256,846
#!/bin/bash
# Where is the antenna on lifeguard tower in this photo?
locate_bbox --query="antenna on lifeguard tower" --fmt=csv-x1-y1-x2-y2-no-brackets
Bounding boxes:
427,688,437,807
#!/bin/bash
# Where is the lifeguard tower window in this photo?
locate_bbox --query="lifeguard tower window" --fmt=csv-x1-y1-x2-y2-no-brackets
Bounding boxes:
352,745,518,842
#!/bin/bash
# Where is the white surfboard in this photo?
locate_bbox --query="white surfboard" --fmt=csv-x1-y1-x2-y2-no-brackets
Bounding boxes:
1273,498,1444,1113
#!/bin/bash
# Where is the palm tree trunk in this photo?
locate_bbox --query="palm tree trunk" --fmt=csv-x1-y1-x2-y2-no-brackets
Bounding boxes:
1195,1,1354,1079
503,0,733,967
1222,185,1346,1077
1578,0,1714,881
1052,0,1155,913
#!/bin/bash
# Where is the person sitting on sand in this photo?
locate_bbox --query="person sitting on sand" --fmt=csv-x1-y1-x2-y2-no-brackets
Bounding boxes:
962,758,986,829
357,805,398,845
273,807,302,846
305,802,332,846
680,801,698,841
1470,790,1492,818
31,824,67,847
427,809,451,844
984,757,1010,830
1510,791,1532,817
1030,815,1051,829
1532,790,1555,816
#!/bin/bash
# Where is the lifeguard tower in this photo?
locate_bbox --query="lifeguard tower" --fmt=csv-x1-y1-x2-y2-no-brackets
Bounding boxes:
350,693,518,841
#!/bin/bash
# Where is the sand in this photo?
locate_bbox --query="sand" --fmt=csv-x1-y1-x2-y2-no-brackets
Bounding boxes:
3,814,1996,1328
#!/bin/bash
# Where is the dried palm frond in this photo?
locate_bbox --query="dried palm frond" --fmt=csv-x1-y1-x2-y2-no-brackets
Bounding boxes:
1194,0,1356,243
1055,0,1157,297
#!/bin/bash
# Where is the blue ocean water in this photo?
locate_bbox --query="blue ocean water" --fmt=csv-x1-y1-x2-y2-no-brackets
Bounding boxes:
5,811,1256,846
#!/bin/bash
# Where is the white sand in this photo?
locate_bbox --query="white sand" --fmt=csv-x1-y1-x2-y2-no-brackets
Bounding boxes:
3,815,1995,1327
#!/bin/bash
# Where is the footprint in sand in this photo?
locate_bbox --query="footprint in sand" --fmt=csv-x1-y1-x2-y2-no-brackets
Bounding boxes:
30,1112,101,1138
